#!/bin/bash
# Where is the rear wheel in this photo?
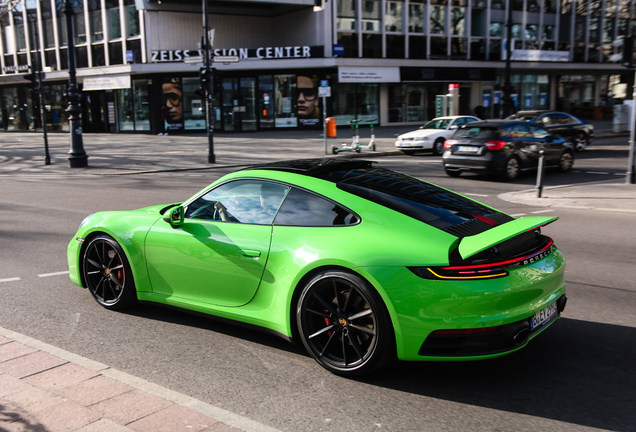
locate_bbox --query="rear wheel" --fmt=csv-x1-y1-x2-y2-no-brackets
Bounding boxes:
501,156,521,181
332,147,339,154
83,235,137,310
433,138,445,156
558,150,574,172
444,168,461,178
573,132,588,152
296,271,395,377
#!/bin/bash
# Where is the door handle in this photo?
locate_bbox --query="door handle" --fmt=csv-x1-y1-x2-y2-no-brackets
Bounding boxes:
239,250,261,258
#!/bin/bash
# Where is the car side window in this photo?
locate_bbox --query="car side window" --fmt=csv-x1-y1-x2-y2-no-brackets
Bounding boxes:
465,117,478,124
563,114,577,124
510,124,532,138
186,180,290,225
528,124,550,139
453,118,465,126
274,188,359,227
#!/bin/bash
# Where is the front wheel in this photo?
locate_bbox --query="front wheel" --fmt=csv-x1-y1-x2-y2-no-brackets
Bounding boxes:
558,150,574,172
332,146,339,154
501,156,521,181
432,138,445,156
83,235,137,310
573,132,588,152
296,271,395,377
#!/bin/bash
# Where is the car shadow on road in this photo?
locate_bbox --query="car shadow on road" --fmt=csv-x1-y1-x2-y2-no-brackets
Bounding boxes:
362,317,636,431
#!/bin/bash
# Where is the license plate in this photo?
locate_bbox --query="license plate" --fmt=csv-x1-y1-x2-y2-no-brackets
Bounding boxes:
457,146,479,153
530,302,558,330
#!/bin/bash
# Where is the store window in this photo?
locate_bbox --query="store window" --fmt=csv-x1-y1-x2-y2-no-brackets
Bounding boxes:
117,79,150,132
333,82,379,125
274,75,297,127
259,75,275,129
42,84,69,131
388,84,426,122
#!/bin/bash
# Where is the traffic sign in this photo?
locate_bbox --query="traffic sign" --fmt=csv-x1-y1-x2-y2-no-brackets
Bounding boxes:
214,55,239,63
185,55,204,63
318,86,331,97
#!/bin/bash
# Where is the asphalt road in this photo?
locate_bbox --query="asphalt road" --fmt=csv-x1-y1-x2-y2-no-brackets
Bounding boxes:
1,137,635,431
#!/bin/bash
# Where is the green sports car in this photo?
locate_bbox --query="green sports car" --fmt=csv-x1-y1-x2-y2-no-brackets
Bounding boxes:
68,159,566,376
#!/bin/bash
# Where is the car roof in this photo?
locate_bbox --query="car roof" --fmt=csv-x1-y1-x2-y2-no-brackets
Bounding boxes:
431,116,476,120
242,158,376,177
456,119,521,127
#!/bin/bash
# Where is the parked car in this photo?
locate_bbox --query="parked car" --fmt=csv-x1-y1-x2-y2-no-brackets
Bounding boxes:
395,116,480,155
442,120,575,180
68,158,567,376
507,111,594,151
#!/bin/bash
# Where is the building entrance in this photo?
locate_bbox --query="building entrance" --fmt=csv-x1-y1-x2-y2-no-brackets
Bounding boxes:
221,77,257,131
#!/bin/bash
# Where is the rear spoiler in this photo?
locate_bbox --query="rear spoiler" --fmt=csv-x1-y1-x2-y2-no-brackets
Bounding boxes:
458,216,558,260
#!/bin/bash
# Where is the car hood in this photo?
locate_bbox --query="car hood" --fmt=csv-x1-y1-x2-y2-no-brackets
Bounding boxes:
398,129,444,139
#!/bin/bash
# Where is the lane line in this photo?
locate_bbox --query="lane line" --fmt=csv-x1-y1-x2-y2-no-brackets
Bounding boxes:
531,209,555,214
38,271,70,278
463,193,489,197
510,213,527,217
0,277,21,283
586,171,609,175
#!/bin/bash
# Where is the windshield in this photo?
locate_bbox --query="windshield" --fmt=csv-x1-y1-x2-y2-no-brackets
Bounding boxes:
420,119,452,130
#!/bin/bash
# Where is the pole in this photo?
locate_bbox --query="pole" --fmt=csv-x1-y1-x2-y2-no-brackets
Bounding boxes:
536,148,545,197
64,0,88,168
627,67,636,184
323,95,327,154
501,0,514,118
203,0,215,163
32,15,50,165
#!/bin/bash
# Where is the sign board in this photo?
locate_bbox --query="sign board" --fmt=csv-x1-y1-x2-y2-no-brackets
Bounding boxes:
83,74,131,91
318,86,331,97
213,55,239,63
511,49,570,62
185,55,204,63
338,67,400,83
333,44,344,56
320,80,329,87
126,50,134,63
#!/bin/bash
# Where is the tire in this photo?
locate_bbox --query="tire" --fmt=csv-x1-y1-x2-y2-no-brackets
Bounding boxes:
572,132,588,152
371,144,376,152
501,156,521,181
355,146,361,153
83,235,137,310
296,271,395,377
433,138,445,156
558,150,574,173
332,147,339,154
444,168,461,178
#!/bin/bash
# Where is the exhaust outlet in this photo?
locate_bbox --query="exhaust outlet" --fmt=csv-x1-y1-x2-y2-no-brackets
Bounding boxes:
513,327,530,345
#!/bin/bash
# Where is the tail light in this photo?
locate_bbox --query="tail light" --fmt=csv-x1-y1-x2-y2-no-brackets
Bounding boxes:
444,139,457,149
485,140,506,151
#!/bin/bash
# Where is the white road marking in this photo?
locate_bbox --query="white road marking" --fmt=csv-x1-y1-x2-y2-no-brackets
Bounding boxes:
586,171,609,175
531,209,555,214
38,271,70,278
463,193,489,197
510,213,527,217
0,277,21,283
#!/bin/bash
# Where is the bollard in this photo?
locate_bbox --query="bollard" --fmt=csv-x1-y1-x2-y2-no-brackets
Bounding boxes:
536,148,545,198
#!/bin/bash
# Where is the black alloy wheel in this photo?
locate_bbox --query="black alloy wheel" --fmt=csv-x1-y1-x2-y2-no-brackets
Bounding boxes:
558,150,574,172
83,235,137,310
297,271,394,376
502,156,521,181
573,132,588,152
433,138,445,156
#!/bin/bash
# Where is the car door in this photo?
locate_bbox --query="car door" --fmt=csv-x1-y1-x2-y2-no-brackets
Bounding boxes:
528,123,560,164
144,179,290,307
540,113,573,141
508,123,536,167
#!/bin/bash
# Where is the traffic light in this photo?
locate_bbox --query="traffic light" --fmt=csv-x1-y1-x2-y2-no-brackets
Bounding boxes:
212,68,223,94
195,67,210,96
623,36,634,68
23,71,39,91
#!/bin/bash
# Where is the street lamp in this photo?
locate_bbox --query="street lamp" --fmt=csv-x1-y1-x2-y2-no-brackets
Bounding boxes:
64,0,88,168
202,0,215,163
501,0,514,118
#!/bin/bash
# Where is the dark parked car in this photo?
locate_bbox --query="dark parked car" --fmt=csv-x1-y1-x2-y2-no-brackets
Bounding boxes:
442,120,575,180
507,111,594,152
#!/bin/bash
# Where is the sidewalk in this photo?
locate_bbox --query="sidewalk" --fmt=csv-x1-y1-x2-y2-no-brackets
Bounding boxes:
0,326,280,432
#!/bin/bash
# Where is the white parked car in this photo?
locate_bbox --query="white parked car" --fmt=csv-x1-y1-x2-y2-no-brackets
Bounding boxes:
395,116,481,155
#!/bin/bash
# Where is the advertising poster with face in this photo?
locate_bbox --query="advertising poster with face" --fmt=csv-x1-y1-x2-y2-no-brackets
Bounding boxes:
297,75,321,128
162,77,184,132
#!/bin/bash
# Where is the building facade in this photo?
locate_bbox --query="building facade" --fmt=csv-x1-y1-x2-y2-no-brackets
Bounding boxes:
0,0,634,134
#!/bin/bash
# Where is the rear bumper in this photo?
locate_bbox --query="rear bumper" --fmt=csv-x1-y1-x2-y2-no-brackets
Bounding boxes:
442,151,506,173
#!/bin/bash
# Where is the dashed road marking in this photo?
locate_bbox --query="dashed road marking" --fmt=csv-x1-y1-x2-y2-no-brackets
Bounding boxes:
586,171,609,175
510,213,527,217
463,193,489,197
0,277,21,283
531,209,555,214
38,271,70,278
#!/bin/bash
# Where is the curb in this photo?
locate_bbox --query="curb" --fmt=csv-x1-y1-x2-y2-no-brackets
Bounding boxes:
0,325,282,432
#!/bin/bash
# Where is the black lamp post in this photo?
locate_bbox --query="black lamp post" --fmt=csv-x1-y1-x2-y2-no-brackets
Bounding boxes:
202,0,215,163
501,1,514,118
64,0,88,168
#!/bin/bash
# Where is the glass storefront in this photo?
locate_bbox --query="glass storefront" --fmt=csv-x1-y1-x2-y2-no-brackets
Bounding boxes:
333,83,379,125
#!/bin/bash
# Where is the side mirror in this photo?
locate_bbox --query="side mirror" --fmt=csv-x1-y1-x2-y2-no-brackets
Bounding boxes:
449,125,458,130
163,205,184,228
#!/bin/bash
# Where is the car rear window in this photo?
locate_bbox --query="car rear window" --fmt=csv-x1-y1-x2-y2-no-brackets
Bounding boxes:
317,167,513,237
452,126,498,140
